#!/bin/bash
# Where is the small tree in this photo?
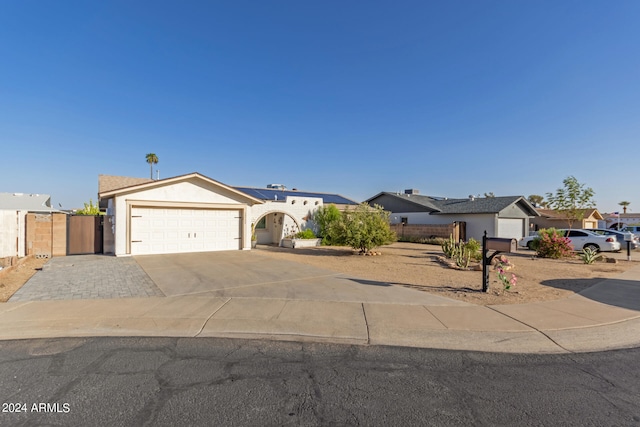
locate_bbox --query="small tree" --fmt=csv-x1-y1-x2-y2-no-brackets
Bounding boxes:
76,199,102,216
331,203,396,253
313,204,342,245
528,194,545,207
545,176,595,229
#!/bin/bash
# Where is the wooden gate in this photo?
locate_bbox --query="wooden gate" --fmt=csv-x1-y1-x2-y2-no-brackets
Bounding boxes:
67,216,103,255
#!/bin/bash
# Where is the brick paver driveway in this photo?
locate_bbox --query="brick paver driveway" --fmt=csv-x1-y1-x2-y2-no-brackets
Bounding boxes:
9,255,164,302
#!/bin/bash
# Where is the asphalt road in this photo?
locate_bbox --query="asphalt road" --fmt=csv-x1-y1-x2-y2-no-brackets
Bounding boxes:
1,337,639,426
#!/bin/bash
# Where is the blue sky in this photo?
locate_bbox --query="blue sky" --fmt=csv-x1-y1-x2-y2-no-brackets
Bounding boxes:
1,1,638,212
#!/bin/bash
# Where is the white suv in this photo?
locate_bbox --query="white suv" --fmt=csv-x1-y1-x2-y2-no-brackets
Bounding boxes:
519,229,621,252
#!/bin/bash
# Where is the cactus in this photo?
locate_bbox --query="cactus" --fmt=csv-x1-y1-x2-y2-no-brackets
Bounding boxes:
441,235,457,258
453,245,471,269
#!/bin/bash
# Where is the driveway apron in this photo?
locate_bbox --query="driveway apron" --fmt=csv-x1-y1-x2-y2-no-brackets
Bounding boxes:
134,251,469,305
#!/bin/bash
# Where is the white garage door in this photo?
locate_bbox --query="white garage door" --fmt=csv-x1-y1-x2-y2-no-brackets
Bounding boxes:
497,218,524,239
130,207,242,255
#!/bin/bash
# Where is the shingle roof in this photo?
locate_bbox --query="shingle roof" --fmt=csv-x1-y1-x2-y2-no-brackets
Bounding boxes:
369,192,539,215
432,196,529,214
98,175,154,194
234,187,359,205
536,208,603,220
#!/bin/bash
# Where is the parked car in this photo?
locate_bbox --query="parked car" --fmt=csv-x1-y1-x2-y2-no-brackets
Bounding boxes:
620,225,640,234
519,229,621,252
587,228,638,250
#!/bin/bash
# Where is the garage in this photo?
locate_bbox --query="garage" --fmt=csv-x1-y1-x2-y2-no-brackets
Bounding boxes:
130,207,242,255
98,173,263,256
497,218,525,239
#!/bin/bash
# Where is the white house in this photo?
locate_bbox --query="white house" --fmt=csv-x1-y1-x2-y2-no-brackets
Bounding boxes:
97,173,358,256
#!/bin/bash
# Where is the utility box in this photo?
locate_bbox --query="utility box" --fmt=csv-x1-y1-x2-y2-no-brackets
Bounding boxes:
485,237,517,253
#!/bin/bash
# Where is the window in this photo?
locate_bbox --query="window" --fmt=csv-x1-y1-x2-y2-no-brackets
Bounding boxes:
401,217,408,225
256,217,267,229
567,230,587,237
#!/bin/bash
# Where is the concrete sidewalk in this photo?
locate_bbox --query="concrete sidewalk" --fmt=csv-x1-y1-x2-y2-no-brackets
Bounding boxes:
1,263,639,353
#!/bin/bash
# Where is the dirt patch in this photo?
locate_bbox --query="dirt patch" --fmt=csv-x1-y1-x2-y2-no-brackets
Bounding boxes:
0,256,49,302
256,242,639,305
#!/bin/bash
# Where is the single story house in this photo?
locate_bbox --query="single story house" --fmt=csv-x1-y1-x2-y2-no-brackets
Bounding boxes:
365,190,539,241
531,209,603,231
98,173,358,256
601,213,640,230
234,185,358,246
0,193,65,258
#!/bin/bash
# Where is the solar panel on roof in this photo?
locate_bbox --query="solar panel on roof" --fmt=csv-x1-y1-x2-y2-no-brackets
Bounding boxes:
233,187,357,205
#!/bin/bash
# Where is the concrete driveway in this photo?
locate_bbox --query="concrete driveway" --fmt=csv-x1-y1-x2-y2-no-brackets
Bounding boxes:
134,250,468,305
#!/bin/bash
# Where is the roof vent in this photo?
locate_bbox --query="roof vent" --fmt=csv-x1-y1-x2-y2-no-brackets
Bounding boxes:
469,195,475,201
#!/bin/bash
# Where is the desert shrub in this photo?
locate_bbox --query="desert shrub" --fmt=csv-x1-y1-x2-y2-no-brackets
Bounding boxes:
534,228,574,258
464,238,482,261
330,203,396,253
295,229,317,239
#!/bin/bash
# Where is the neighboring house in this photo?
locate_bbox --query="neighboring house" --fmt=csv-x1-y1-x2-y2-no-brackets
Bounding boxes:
531,209,603,231
235,185,358,245
97,173,359,256
601,213,640,230
365,190,539,241
0,193,65,258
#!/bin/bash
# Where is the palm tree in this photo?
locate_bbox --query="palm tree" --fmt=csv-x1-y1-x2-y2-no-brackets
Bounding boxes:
145,153,159,179
619,201,630,214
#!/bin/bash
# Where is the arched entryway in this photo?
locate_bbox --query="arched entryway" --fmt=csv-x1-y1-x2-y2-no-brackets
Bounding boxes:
253,211,301,246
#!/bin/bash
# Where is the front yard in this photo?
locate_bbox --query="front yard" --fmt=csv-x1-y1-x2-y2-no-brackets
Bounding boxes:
256,242,639,305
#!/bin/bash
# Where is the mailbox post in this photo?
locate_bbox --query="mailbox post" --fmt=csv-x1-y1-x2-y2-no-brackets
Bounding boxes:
624,232,633,261
482,231,517,292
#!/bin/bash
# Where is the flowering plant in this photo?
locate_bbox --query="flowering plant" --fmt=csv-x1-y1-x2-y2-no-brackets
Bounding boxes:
495,255,517,290
534,229,574,259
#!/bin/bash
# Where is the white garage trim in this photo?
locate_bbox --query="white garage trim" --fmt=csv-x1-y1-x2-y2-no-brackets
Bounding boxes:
497,218,525,239
126,200,247,255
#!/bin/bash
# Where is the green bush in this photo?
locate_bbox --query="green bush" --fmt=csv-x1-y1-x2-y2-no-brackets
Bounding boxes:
295,229,317,239
76,199,102,216
464,238,482,261
313,204,342,245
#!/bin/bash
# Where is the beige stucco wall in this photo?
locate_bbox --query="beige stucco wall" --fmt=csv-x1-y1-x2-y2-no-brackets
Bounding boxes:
251,196,324,245
110,179,255,256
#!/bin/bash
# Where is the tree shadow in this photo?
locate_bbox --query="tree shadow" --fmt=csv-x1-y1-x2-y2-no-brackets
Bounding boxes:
540,277,640,311
345,277,484,294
